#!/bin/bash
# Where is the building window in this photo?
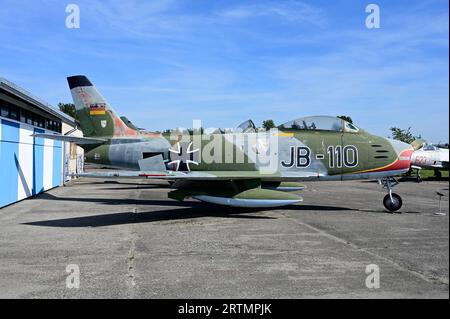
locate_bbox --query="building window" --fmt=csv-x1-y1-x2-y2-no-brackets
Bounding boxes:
1,99,63,132
26,112,33,125
1,104,9,117
9,105,19,120
0,102,19,121
45,120,61,132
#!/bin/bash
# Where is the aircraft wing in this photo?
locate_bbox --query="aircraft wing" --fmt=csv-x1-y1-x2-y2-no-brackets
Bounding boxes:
72,170,283,180
412,161,449,170
431,161,449,169
31,133,106,145
72,170,306,208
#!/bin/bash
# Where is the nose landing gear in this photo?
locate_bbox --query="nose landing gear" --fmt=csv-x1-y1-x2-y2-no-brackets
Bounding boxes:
379,177,403,212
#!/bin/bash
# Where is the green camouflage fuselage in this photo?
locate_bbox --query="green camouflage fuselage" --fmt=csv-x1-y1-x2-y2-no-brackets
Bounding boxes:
83,126,412,181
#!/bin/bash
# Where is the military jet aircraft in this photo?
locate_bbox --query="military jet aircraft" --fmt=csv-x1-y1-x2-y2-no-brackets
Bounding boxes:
410,142,449,181
34,75,413,212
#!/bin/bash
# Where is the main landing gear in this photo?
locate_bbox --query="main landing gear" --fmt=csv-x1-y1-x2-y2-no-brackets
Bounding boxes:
379,177,403,212
415,169,422,183
434,168,442,179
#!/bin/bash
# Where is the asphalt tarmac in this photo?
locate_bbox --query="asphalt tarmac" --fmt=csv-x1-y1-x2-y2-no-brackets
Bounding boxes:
0,177,448,298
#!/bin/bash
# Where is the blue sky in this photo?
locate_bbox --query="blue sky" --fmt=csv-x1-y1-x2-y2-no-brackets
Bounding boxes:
0,0,448,142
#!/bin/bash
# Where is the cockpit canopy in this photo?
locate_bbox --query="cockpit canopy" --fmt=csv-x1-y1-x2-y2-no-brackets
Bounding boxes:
280,116,359,133
423,144,439,151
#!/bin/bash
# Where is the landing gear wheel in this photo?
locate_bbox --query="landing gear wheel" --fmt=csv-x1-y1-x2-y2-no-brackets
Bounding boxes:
383,193,403,212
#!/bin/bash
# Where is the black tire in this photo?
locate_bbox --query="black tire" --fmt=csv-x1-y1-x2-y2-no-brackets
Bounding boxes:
383,193,403,212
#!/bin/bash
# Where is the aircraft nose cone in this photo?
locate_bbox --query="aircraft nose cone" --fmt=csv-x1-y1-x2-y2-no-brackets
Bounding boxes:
386,138,414,169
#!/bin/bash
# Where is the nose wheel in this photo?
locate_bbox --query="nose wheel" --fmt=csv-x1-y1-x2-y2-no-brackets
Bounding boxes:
383,193,402,212
379,177,403,212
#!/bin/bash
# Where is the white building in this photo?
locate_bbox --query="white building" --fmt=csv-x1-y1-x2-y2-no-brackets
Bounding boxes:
0,76,84,208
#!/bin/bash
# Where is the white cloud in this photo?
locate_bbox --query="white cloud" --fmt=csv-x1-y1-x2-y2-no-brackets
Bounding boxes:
218,0,326,26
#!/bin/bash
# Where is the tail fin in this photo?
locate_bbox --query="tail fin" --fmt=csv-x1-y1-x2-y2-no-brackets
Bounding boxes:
67,75,139,138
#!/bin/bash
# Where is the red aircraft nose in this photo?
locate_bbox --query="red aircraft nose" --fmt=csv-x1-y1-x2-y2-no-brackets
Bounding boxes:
397,148,414,169
387,139,414,171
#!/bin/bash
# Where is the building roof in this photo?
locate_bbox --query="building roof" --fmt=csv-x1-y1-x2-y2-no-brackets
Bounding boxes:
0,76,76,126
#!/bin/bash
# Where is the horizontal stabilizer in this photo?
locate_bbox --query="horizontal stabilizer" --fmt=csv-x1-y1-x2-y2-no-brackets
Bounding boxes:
31,133,106,145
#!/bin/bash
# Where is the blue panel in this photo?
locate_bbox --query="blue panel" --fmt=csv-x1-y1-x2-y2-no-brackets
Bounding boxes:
33,128,45,195
52,140,62,187
0,119,19,207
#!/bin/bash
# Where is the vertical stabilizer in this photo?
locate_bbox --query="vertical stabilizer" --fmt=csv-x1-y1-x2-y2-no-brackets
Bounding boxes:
67,75,139,138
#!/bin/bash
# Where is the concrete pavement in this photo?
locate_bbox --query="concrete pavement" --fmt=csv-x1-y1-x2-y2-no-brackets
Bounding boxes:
0,177,448,298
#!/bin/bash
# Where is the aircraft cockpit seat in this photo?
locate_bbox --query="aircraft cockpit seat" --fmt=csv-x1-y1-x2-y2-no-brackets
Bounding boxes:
235,119,257,133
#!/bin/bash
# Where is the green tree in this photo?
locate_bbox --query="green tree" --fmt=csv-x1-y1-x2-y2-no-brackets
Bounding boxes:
389,127,421,144
337,115,353,124
58,102,77,119
262,119,276,130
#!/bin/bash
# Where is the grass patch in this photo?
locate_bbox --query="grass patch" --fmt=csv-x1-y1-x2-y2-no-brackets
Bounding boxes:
419,169,449,179
401,169,449,182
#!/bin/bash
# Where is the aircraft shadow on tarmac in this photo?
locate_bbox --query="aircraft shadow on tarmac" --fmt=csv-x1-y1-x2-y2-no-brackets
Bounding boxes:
97,186,165,191
70,182,171,190
23,194,356,228
23,208,275,228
